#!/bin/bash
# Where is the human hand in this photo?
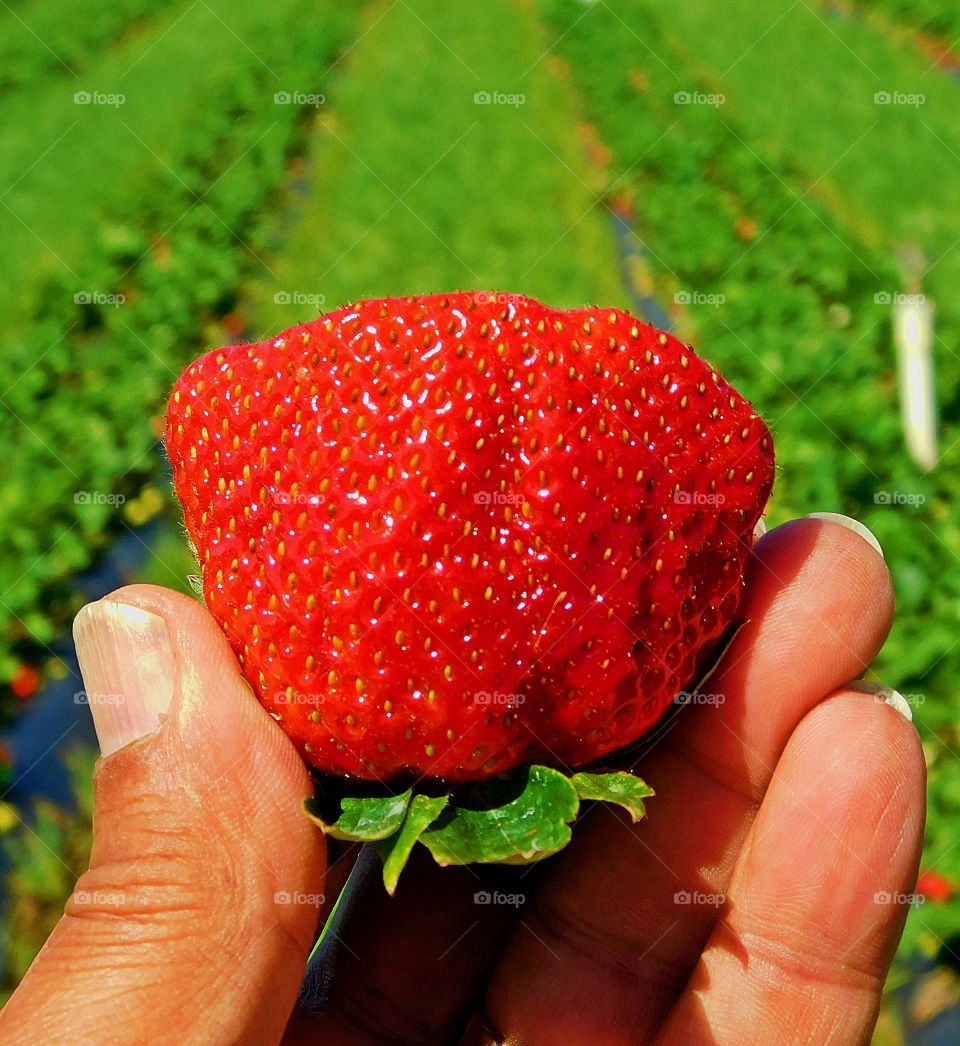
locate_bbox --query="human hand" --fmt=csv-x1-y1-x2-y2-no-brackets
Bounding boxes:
0,516,924,1045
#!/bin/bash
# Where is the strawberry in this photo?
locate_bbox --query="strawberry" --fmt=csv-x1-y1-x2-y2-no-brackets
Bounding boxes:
166,292,773,783
10,664,41,700
917,870,954,903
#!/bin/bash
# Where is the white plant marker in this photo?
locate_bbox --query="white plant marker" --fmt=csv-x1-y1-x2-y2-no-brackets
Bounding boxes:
894,294,937,471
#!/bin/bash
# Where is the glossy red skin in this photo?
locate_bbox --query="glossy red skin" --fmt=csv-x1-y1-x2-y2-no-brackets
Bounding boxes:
166,293,774,782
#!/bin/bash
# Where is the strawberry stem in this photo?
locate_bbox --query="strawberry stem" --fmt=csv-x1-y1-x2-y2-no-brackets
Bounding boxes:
296,843,380,1015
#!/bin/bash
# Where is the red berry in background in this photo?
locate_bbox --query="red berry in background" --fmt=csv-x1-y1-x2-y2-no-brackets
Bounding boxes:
166,292,774,782
917,870,954,902
222,310,248,338
10,663,41,700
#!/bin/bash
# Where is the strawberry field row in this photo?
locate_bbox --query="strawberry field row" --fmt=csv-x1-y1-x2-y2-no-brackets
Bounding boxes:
854,0,960,40
536,0,960,953
0,0,170,96
609,0,960,329
251,0,626,338
0,0,361,687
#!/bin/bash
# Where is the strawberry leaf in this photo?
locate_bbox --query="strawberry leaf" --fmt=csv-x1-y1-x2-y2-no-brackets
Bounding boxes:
304,764,654,892
379,793,450,895
570,771,655,821
303,788,412,841
420,765,580,867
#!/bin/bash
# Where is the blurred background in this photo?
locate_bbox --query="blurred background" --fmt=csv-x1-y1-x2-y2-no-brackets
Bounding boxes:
0,0,958,1038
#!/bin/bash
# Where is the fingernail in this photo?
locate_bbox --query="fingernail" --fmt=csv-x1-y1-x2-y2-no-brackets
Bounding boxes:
73,600,176,757
753,516,768,542
805,512,884,560
847,680,913,722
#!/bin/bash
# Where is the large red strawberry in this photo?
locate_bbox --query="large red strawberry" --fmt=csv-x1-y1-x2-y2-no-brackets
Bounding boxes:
166,292,773,783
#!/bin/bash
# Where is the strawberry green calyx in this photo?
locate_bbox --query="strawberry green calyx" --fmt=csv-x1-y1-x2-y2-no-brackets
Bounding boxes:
305,765,654,894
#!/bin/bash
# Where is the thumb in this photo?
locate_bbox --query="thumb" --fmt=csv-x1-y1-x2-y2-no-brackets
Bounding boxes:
0,585,326,1046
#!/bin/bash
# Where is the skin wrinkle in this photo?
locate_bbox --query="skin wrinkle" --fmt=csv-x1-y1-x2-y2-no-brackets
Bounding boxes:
524,890,692,996
724,929,885,997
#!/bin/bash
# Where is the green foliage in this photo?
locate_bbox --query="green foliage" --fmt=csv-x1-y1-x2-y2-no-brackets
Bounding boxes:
252,0,626,335
0,746,96,1004
0,0,168,95
858,0,960,38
